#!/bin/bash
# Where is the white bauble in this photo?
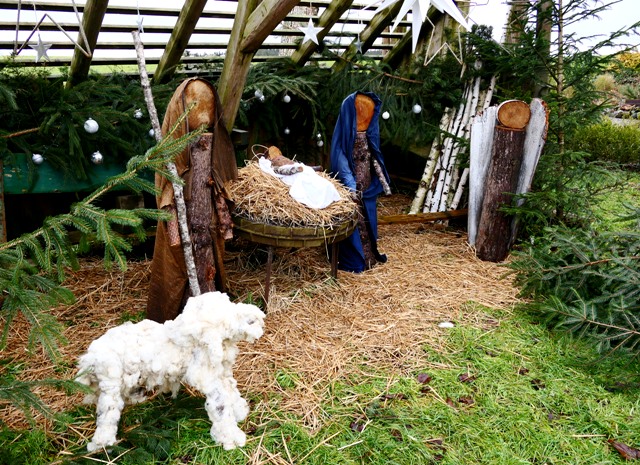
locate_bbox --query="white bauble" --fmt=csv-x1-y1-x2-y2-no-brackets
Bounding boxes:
317,140,324,147
382,111,390,120
149,128,155,138
32,153,44,165
91,151,104,165
316,133,322,140
412,104,422,114
283,94,291,103
84,118,99,134
284,127,291,135
259,95,265,102
133,109,143,119
254,89,263,99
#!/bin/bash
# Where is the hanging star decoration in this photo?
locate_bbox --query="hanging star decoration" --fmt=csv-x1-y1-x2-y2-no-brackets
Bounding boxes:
14,0,91,61
298,18,324,45
29,34,52,62
373,0,469,53
136,0,145,34
355,33,364,54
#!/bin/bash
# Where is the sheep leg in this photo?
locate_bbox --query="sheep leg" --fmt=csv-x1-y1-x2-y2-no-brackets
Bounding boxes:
202,380,247,450
87,382,125,453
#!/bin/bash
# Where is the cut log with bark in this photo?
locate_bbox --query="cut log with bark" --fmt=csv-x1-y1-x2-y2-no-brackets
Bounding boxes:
475,124,527,262
186,133,216,293
497,99,531,129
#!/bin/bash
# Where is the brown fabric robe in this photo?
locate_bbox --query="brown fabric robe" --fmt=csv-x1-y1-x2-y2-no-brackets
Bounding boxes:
146,78,238,323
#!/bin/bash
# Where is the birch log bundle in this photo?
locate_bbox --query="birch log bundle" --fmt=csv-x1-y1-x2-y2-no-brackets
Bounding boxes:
410,73,497,215
469,98,549,262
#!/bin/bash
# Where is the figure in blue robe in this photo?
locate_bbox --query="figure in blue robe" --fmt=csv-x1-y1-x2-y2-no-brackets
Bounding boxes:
330,91,391,273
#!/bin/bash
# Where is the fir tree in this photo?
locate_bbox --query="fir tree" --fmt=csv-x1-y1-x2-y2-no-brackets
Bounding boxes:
0,111,203,422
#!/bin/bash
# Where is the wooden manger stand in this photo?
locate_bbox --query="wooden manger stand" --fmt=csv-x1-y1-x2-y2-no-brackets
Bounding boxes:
231,214,357,305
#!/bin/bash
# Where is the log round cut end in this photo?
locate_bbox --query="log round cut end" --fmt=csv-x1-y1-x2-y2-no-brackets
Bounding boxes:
497,100,531,130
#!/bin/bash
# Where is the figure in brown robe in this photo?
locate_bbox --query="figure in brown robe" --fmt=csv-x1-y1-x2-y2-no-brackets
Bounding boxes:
146,78,238,323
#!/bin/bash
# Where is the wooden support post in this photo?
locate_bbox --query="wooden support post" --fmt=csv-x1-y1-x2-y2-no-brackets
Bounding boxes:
154,0,209,83
186,133,216,293
66,0,109,87
332,1,402,72
218,0,299,132
290,0,354,66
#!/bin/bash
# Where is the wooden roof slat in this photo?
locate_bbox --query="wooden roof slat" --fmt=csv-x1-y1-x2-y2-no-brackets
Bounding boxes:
240,0,303,53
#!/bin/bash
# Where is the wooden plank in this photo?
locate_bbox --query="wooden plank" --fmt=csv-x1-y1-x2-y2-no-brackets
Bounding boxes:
333,1,403,72
290,0,354,66
241,0,301,53
467,105,497,246
154,0,209,83
66,0,109,87
379,209,468,225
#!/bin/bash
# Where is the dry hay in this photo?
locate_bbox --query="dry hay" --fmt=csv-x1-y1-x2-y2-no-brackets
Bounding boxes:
0,194,522,443
228,161,356,228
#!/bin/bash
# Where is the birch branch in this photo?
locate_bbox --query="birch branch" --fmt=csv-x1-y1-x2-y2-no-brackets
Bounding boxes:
132,30,201,298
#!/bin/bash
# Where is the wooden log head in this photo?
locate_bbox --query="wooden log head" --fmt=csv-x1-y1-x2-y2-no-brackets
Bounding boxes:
355,94,375,132
182,79,216,130
497,100,531,130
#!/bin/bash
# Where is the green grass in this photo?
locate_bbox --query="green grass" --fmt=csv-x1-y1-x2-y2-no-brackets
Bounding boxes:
3,306,639,465
593,170,640,231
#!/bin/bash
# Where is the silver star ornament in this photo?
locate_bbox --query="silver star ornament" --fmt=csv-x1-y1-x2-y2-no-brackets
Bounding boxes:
298,18,323,45
29,35,52,62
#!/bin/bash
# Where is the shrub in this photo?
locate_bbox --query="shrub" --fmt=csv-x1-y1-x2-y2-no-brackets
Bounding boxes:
567,120,640,165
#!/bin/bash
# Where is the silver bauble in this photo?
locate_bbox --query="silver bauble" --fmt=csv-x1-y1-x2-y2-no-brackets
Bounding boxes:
283,94,291,103
317,140,324,147
284,127,291,135
32,153,44,165
149,128,155,138
91,151,104,165
254,89,263,99
316,133,322,140
259,95,265,102
412,104,422,114
133,109,143,119
84,118,99,134
382,111,390,120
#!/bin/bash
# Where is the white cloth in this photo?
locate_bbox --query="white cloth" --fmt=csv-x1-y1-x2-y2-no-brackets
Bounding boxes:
258,158,342,209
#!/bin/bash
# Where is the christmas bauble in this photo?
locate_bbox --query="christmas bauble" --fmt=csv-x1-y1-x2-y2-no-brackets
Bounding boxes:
84,118,99,134
259,95,265,102
382,111,390,120
316,133,322,140
283,94,291,103
133,109,143,119
412,104,422,114
149,128,155,138
317,140,324,147
284,127,290,135
254,89,263,99
32,153,44,165
91,151,104,164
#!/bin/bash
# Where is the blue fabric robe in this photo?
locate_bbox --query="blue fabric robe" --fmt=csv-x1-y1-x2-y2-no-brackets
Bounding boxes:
330,91,390,272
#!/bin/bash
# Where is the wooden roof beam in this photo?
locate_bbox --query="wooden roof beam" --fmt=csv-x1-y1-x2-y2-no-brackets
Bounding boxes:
153,0,208,83
66,0,109,87
332,0,403,72
218,0,300,132
290,0,355,66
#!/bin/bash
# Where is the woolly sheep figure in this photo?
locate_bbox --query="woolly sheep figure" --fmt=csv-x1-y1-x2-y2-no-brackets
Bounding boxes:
76,291,265,452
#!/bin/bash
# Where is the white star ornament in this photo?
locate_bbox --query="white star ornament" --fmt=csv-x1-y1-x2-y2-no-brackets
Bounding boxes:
298,18,323,45
29,35,52,62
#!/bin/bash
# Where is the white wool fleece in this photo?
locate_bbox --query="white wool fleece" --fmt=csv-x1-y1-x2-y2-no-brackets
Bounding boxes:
76,291,265,452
